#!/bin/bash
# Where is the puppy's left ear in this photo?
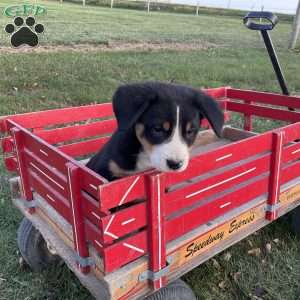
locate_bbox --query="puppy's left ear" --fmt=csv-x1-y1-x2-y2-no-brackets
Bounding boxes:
193,92,224,137
112,83,157,131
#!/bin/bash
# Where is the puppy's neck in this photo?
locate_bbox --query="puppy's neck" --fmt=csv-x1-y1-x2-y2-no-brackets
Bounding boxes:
136,150,152,172
121,128,153,172
113,128,152,174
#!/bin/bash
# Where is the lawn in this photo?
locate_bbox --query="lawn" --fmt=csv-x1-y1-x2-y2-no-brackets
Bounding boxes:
0,0,297,48
0,1,300,299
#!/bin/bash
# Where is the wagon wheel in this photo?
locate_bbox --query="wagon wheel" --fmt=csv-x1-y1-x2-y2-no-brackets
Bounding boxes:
146,279,197,300
291,206,300,235
17,217,61,271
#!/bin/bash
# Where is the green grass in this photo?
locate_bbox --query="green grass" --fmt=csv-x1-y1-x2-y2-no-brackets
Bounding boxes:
0,1,300,299
0,0,298,48
57,0,295,22
1,47,300,115
184,217,300,300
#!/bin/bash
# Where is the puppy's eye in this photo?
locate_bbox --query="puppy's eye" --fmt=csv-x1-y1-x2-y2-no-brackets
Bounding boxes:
152,125,164,133
186,128,197,137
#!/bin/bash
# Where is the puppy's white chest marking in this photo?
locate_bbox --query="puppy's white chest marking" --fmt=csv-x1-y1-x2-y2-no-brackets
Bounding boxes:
136,151,152,172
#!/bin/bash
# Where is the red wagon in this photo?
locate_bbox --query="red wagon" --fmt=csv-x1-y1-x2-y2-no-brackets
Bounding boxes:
2,86,300,299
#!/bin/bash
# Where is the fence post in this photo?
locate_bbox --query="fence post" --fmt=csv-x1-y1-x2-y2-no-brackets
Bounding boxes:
111,0,114,8
147,0,151,13
196,1,199,15
11,127,34,213
266,131,283,221
67,162,93,273
83,0,86,6
289,0,300,49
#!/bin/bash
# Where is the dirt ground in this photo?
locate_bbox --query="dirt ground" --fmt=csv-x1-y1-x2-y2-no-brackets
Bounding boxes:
0,41,216,53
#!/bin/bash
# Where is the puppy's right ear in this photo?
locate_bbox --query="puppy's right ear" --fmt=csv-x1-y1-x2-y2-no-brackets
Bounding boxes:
193,91,224,138
112,83,157,131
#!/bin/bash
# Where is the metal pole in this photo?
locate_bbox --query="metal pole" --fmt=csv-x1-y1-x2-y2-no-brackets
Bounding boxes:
147,0,150,13
261,30,289,95
289,0,300,49
196,1,199,15
111,0,114,8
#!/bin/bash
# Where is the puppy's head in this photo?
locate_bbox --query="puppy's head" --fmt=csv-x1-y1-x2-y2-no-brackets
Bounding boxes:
113,82,224,172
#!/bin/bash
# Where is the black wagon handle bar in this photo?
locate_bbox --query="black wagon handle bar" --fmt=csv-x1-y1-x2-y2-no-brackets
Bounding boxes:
243,11,279,31
243,11,292,107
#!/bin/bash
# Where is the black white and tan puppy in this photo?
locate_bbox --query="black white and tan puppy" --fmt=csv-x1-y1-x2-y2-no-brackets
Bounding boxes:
87,82,224,181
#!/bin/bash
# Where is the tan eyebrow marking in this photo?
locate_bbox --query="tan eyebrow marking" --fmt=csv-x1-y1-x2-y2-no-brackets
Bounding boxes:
135,123,153,152
163,122,170,131
186,122,192,131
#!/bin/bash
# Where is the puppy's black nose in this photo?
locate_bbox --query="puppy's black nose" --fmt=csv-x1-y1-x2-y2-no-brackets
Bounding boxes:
166,159,183,170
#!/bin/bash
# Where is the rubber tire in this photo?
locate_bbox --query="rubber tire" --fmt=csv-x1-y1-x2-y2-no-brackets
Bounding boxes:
291,206,300,235
145,279,197,300
17,217,61,271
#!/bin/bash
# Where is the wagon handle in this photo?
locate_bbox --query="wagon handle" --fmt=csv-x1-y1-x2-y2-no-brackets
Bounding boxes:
243,11,278,31
243,11,291,100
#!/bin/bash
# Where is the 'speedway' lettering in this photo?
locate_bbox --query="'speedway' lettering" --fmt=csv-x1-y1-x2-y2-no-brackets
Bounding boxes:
185,231,224,258
185,212,256,258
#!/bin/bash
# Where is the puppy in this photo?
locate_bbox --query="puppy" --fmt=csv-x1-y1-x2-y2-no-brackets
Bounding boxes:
87,82,224,181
